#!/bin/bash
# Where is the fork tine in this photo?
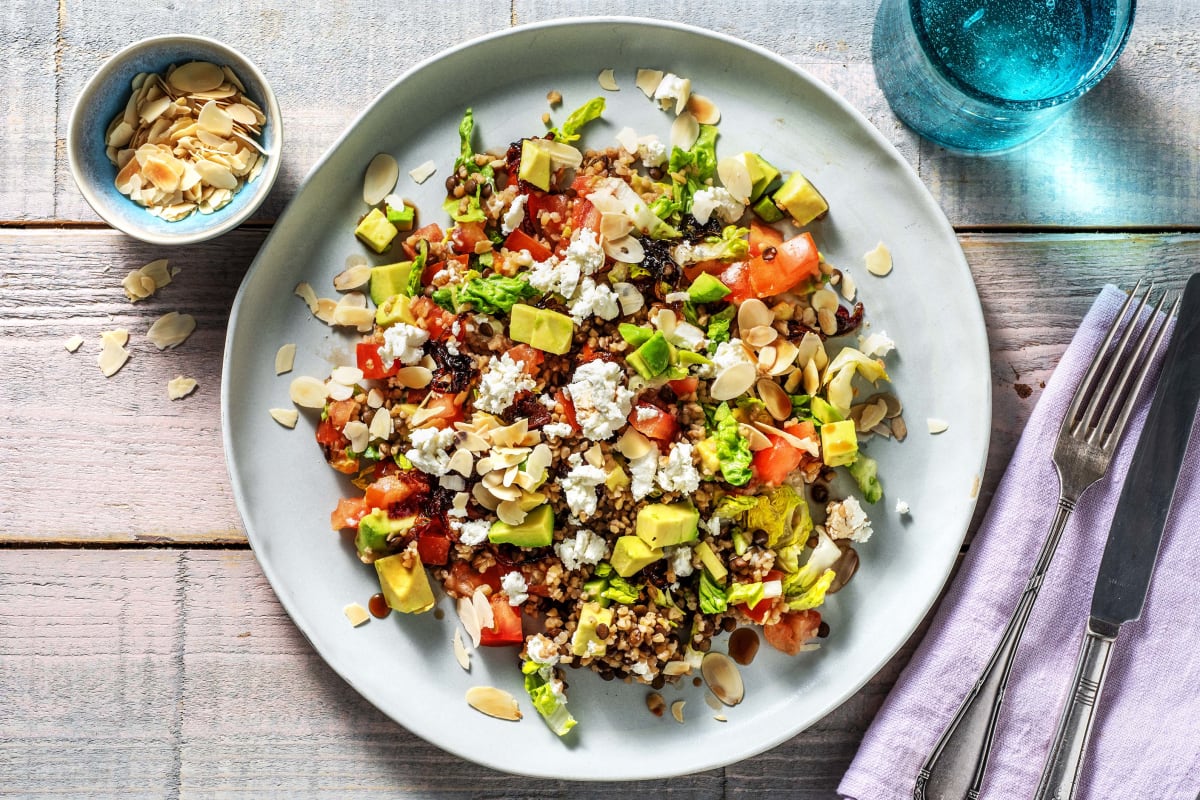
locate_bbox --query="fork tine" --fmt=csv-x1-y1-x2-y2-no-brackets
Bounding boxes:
1064,280,1141,428
1072,283,1152,437
1100,293,1180,451
1087,290,1169,445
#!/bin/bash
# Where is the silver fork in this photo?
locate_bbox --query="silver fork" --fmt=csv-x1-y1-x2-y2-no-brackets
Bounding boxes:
915,282,1174,800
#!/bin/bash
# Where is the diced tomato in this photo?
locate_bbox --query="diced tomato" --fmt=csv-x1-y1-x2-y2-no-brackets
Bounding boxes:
527,192,568,239
570,174,596,197
409,296,456,340
364,473,422,512
763,609,822,656
682,258,727,283
569,197,600,235
785,420,816,440
718,261,756,304
329,497,368,531
402,223,444,258
444,561,504,597
628,403,679,443
749,232,820,298
316,418,347,448
480,593,524,646
748,220,784,258
555,388,579,433
752,431,805,486
668,376,699,396
450,221,489,255
507,343,544,375
357,342,398,380
417,529,451,566
328,452,359,475
504,228,553,262
326,399,357,430
735,568,785,623
420,392,465,429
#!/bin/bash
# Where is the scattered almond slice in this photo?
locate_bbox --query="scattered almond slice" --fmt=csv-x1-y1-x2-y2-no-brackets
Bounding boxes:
927,417,950,434
865,241,893,276
146,311,196,350
671,700,686,724
64,335,84,353
670,111,700,151
289,375,328,408
97,329,131,377
597,67,619,91
636,68,665,98
409,160,437,184
453,628,471,671
713,715,728,722
167,376,198,400
465,686,522,721
687,93,720,125
840,270,858,301
122,258,171,302
343,603,370,627
458,595,482,647
275,343,296,375
333,263,371,292
343,420,369,453
363,153,399,206
294,282,319,313
269,408,299,428
368,407,393,440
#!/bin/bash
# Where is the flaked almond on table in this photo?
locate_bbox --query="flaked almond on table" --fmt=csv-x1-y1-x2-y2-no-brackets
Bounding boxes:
106,61,268,221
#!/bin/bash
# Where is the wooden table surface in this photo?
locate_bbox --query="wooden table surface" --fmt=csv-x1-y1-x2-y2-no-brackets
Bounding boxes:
3,2,1198,797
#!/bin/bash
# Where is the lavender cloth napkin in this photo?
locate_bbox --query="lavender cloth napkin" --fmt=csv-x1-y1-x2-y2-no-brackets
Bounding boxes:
839,286,1200,800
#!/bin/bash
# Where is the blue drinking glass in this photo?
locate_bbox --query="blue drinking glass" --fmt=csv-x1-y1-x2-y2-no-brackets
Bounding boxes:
872,0,1136,152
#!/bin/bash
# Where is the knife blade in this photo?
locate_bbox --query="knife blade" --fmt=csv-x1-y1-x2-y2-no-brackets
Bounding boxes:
1091,271,1200,630
1035,272,1200,800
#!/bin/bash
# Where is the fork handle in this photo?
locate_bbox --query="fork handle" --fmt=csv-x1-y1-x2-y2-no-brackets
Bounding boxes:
915,499,1075,800
1034,621,1117,800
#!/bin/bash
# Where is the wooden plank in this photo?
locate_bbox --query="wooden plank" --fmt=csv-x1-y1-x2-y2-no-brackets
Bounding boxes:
511,0,1200,229
0,1,58,220
1,229,1195,545
50,0,512,223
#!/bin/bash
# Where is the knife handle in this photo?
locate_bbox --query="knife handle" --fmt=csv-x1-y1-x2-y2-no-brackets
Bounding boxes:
1034,621,1117,800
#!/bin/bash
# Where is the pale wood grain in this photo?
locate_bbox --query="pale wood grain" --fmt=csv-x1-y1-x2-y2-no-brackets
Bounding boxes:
1,229,1193,545
0,0,58,220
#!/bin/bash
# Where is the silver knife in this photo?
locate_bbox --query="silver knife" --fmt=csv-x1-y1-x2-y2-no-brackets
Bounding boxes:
1035,272,1200,800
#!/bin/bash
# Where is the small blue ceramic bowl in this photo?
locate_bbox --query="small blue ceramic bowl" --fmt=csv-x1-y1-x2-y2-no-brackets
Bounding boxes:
68,34,282,246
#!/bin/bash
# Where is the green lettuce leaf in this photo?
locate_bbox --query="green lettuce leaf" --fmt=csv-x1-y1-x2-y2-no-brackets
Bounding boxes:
847,455,884,503
522,660,577,736
713,402,753,487
601,574,641,605
785,531,841,594
432,273,536,315
725,581,765,609
404,240,428,297
714,493,758,519
786,568,835,611
698,568,728,614
549,97,606,143
668,124,719,213
745,485,810,549
706,305,735,347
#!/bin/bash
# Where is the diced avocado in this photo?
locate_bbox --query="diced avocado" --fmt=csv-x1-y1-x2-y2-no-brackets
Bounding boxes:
531,307,575,355
635,502,700,549
605,464,629,492
745,152,782,203
520,139,553,191
626,331,671,379
695,437,719,475
375,293,415,327
570,602,613,656
509,303,538,346
773,171,829,226
618,322,653,347
385,201,415,230
369,261,415,305
488,503,554,548
356,509,417,560
688,273,731,304
821,419,859,467
581,576,610,606
811,396,844,424
695,540,728,582
752,193,785,223
355,207,399,253
677,350,711,367
611,535,664,578
374,550,435,613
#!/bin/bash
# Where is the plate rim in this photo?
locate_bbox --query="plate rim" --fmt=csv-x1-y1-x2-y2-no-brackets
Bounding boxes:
221,15,992,780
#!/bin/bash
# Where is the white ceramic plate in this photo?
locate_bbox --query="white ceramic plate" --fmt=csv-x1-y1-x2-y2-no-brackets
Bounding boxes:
222,18,990,780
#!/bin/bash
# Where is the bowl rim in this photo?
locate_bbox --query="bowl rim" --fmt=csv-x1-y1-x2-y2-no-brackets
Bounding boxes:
66,33,283,246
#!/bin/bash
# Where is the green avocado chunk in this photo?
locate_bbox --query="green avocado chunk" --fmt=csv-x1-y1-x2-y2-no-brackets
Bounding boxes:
635,502,700,549
745,152,782,203
626,331,671,379
509,304,575,355
520,139,553,191
688,273,731,304
369,261,415,305
488,503,554,548
618,322,653,347
374,549,435,613
356,508,417,561
611,535,664,578
355,207,399,253
694,540,728,582
810,396,844,424
509,303,538,343
752,193,785,223
773,171,829,226
570,602,613,656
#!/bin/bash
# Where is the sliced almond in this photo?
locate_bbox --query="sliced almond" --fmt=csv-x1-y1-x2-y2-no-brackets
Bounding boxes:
497,500,528,526
757,379,792,421
865,242,893,276
408,159,437,184
597,67,619,91
687,93,720,125
332,305,374,331
614,126,639,154
770,340,799,376
473,587,494,631
333,263,371,292
671,700,687,724
331,365,364,386
709,362,757,402
616,427,654,460
196,100,233,138
891,415,908,441
64,335,84,353
717,155,751,204
635,68,665,98
744,325,778,349
757,345,777,372
817,307,838,336
326,380,353,402
314,298,338,325
810,288,839,314
452,628,471,671
584,443,605,469
840,271,857,301
458,596,482,648
927,417,950,434
343,421,369,453
294,282,319,313
472,481,501,511
739,423,772,451
343,603,370,628
167,376,198,400
275,343,296,375
600,212,634,241
701,652,744,707
670,111,699,151
269,408,299,428
465,686,522,721
289,376,328,408
447,448,474,477
366,388,384,409
737,298,773,332
146,311,196,350
368,407,393,440
363,153,399,206
168,61,225,93
524,443,552,483
97,330,130,377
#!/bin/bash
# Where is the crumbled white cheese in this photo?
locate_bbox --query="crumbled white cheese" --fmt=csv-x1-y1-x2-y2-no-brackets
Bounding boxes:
542,421,574,441
529,228,605,301
665,544,695,578
501,571,529,606
635,406,658,422
562,453,607,517
895,499,911,515
405,426,456,475
629,449,658,501
378,323,429,369
653,72,691,114
698,338,753,378
705,516,722,538
555,528,609,571
475,352,537,414
826,496,874,543
501,193,527,235
567,277,621,323
670,321,707,351
444,338,460,356
860,331,896,359
566,359,634,441
457,518,491,546
657,442,700,494
664,291,691,304
630,660,655,679
691,186,744,225
526,633,559,665
539,394,558,409
637,135,668,168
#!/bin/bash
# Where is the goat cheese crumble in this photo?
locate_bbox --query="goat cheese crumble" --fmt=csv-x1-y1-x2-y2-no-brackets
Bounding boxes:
456,518,491,546
405,426,455,475
501,571,529,606
691,186,744,225
378,323,429,368
475,352,537,414
554,529,609,571
566,359,634,441
656,442,701,494
501,193,527,234
825,496,874,543
562,453,607,518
